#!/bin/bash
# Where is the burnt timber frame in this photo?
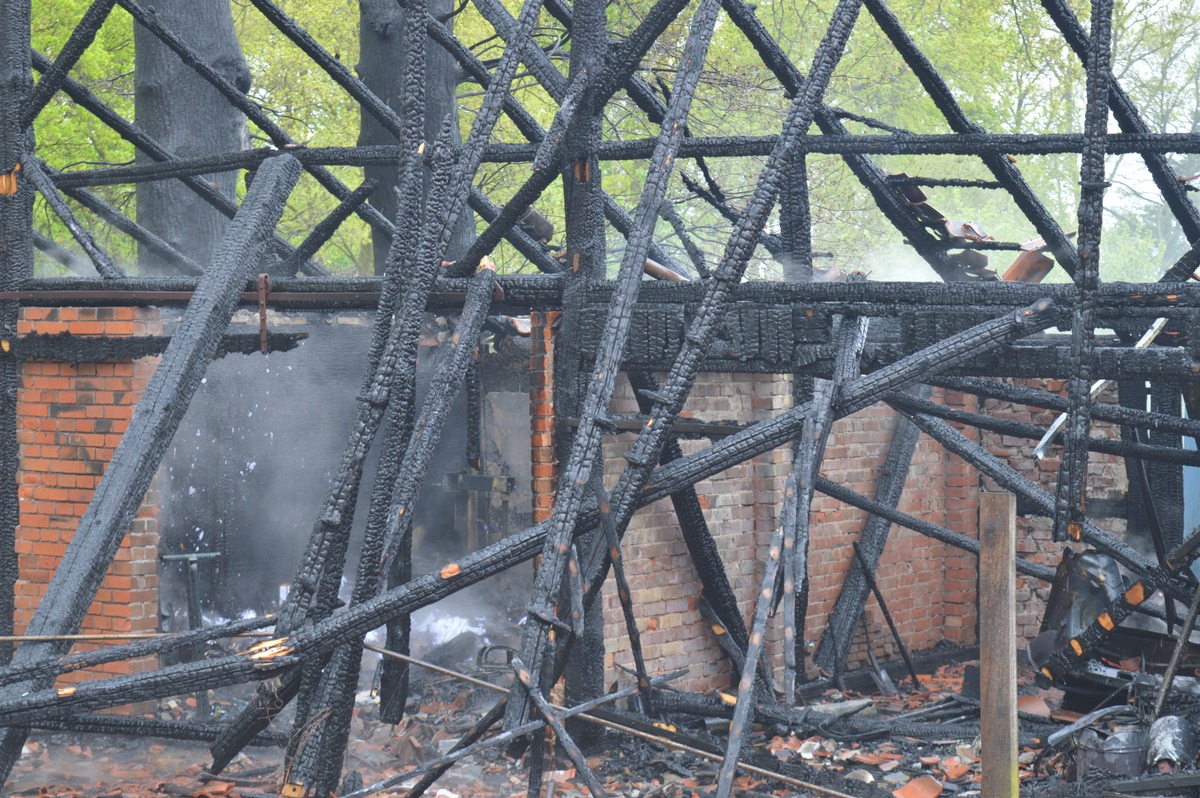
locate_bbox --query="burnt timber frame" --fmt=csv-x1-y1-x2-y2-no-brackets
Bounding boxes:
4,0,1200,795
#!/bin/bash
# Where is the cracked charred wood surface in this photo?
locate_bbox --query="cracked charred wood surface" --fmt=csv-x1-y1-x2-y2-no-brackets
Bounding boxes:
33,713,287,746
506,0,724,733
0,154,301,784
638,300,1059,511
814,383,929,678
209,152,429,775
349,0,434,733
783,316,867,700
223,0,542,772
551,0,608,742
0,0,32,672
1055,0,1114,542
287,268,496,798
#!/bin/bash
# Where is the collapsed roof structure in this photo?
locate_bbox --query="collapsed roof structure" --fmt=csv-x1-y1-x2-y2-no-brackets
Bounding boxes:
3,0,1200,795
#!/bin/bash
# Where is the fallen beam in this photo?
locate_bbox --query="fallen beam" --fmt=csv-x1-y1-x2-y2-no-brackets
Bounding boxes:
0,154,301,784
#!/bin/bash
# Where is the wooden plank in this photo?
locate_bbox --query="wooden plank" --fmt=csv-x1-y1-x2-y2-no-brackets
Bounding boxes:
979,491,1018,798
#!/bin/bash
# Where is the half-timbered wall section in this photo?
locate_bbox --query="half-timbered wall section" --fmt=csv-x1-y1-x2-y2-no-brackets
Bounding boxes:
4,0,1200,794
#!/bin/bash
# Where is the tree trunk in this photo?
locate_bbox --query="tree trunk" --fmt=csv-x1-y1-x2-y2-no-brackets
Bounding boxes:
134,0,250,275
359,0,472,275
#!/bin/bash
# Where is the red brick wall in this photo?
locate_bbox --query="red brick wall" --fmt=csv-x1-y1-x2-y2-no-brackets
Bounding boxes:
600,373,792,693
14,307,161,683
529,311,559,525
526,325,1135,692
523,307,990,694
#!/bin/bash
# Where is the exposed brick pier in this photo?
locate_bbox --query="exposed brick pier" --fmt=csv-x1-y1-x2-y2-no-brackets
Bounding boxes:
14,307,160,684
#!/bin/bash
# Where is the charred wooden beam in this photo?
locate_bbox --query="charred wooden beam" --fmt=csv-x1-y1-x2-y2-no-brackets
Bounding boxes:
462,0,684,278
639,300,1059,513
814,384,928,678
1055,0,1115,542
779,151,812,280
900,411,1177,591
932,376,1200,443
565,413,748,439
887,389,1200,467
0,302,1067,731
716,523,785,797
20,0,116,127
33,232,92,276
506,0,725,732
13,274,1200,316
591,468,655,716
213,129,438,775
627,372,750,662
10,330,306,362
277,179,378,277
286,267,497,796
1040,0,1200,244
59,181,202,275
222,0,543,768
812,475,1055,583
863,0,1078,273
782,315,867,700
22,158,121,278
32,714,286,746
41,131,1200,190
0,0,33,673
0,616,273,688
0,154,301,783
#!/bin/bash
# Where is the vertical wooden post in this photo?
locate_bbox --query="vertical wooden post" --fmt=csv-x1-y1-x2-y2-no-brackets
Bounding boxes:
0,0,34,670
979,491,1018,798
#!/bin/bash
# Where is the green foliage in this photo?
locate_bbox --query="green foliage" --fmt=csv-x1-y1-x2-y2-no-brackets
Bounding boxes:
26,0,1200,281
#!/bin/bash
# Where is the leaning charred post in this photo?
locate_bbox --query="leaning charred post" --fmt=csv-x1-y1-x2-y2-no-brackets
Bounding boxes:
0,154,301,781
